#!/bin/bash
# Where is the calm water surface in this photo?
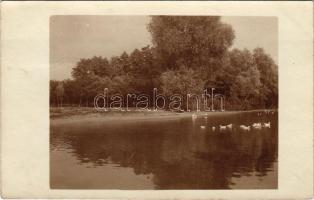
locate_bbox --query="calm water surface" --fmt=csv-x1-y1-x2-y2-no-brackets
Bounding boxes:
50,111,278,189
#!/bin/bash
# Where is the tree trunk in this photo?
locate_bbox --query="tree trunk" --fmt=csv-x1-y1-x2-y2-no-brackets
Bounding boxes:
56,95,59,108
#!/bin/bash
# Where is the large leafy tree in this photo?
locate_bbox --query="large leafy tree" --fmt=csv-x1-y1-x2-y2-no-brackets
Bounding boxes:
71,57,113,106
128,46,160,94
161,66,205,110
161,66,205,96
253,48,278,108
148,16,235,78
215,49,262,109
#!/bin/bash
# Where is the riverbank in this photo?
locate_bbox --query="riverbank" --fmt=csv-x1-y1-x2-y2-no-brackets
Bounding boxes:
50,107,276,124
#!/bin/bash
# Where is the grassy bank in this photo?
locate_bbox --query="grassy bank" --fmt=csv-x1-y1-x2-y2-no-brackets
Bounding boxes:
50,107,187,118
50,107,276,123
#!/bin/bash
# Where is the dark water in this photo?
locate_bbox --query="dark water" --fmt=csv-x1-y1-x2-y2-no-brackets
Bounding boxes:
50,111,278,189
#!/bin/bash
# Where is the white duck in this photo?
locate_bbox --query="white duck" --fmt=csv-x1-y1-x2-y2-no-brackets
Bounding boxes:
219,125,227,131
240,125,251,131
263,122,271,128
252,123,262,129
226,124,233,129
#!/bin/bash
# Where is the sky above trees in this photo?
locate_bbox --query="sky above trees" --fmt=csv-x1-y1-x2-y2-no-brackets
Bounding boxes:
50,15,277,80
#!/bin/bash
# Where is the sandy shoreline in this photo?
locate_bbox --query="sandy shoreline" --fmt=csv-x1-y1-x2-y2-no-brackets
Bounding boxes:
50,107,276,125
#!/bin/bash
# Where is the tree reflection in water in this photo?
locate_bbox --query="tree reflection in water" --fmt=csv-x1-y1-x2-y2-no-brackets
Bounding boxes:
50,111,278,189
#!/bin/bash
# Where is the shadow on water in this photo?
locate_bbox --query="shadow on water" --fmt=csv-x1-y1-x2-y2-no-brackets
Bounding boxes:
50,111,278,189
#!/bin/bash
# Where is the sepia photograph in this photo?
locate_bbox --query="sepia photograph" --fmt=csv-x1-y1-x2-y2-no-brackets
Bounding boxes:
1,1,313,199
49,15,278,189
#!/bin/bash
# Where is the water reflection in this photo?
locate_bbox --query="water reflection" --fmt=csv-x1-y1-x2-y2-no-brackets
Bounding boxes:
50,111,278,189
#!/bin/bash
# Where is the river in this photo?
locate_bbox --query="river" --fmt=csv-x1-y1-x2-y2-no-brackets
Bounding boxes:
50,110,278,189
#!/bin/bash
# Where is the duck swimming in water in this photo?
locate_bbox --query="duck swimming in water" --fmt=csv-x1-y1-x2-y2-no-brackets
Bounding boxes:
252,123,262,129
226,124,233,129
263,122,271,128
219,125,227,131
240,125,251,131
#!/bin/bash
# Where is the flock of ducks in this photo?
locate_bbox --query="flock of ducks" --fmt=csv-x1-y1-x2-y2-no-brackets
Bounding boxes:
257,110,275,116
200,122,271,132
193,111,274,133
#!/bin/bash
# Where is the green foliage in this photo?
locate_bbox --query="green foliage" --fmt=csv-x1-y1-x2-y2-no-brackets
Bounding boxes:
228,49,261,109
148,16,235,71
161,66,205,96
50,16,278,110
253,48,278,108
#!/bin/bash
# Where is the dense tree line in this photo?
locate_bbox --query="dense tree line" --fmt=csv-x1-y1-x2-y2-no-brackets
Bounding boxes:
50,16,278,110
